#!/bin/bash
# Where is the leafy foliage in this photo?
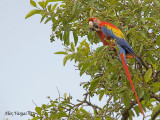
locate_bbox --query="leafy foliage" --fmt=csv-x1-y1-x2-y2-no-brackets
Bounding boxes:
26,0,160,119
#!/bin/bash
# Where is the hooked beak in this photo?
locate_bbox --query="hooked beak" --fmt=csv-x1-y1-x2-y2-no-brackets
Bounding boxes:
89,21,94,31
89,21,100,31
89,21,94,28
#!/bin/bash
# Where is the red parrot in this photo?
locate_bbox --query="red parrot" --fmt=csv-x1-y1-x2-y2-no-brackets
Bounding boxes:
88,18,145,117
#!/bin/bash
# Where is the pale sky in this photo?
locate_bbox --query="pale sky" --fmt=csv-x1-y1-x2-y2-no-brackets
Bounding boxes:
0,0,91,119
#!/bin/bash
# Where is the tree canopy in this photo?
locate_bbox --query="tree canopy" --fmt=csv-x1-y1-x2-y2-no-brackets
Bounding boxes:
26,0,160,119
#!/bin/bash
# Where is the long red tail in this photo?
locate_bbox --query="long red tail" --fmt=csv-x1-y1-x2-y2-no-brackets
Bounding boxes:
120,54,145,118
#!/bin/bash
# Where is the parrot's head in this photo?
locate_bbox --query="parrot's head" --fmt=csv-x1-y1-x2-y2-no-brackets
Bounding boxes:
88,18,101,31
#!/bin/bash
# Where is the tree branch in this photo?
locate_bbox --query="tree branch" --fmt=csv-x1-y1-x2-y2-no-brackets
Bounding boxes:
155,70,160,81
103,95,113,116
150,92,160,102
136,55,149,70
85,100,102,110
151,109,160,120
121,98,144,120
74,92,89,107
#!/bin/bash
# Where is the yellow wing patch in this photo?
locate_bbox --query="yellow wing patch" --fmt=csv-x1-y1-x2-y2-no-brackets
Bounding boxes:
105,24,125,39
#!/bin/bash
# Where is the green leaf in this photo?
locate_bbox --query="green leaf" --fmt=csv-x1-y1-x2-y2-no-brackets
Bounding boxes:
143,25,148,30
126,28,135,35
156,35,160,46
155,0,160,7
63,31,70,45
71,42,75,52
73,31,78,46
48,4,52,12
122,92,130,108
96,45,108,53
118,87,128,94
44,17,52,24
71,2,77,15
90,9,93,17
58,112,67,117
151,82,160,87
89,78,99,91
42,104,46,109
63,55,71,66
75,114,83,119
80,108,90,115
145,17,154,22
80,63,89,76
63,56,68,66
51,3,58,12
129,110,135,118
38,1,45,8
136,87,144,98
143,91,150,104
88,59,97,68
30,0,37,7
139,43,143,54
134,106,140,116
54,51,67,54
140,18,146,24
60,4,65,7
151,104,160,119
40,14,47,23
32,117,40,120
99,90,104,101
144,68,152,83
25,9,42,19
35,107,42,115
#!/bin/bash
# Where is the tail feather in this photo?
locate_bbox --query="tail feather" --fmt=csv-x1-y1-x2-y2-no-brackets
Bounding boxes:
120,53,145,118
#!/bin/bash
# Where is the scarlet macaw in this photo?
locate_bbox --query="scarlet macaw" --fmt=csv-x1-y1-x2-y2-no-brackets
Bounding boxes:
88,18,145,117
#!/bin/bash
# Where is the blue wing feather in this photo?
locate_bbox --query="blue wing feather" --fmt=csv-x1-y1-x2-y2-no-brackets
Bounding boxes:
101,26,135,55
101,26,142,64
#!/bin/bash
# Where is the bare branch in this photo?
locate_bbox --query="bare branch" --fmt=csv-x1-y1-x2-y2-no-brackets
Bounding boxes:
103,95,113,116
56,87,61,102
85,100,102,110
74,92,89,107
136,55,149,70
32,100,38,107
150,92,160,102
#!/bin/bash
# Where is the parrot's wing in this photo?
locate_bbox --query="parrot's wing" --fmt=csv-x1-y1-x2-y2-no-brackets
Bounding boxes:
101,25,135,55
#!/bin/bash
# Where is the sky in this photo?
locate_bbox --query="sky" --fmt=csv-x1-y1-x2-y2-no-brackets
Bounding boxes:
0,0,91,120
0,0,149,120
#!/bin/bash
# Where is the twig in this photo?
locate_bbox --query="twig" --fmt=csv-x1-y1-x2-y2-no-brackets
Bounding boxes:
85,100,102,110
32,100,38,107
103,95,113,116
136,55,149,70
150,92,160,102
56,87,61,102
156,70,160,78
74,92,89,107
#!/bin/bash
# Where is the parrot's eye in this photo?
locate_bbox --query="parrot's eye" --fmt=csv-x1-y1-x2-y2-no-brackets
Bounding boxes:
93,24,98,28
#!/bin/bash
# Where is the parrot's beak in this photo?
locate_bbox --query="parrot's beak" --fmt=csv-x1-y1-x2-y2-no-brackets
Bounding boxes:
89,21,94,28
89,21,100,31
89,21,94,31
